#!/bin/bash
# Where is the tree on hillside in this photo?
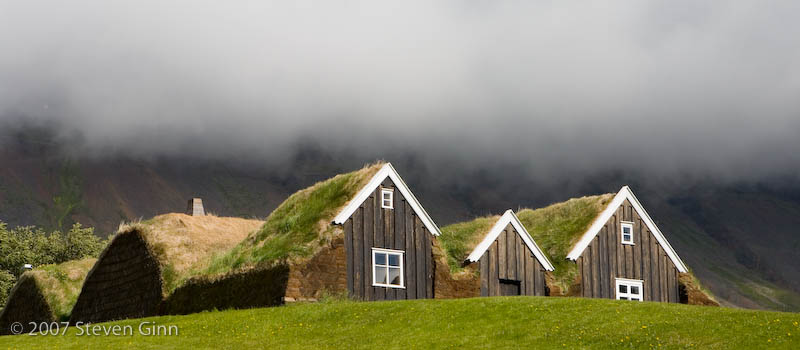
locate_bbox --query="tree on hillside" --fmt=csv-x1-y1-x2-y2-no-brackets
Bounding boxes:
0,271,13,307
0,222,107,306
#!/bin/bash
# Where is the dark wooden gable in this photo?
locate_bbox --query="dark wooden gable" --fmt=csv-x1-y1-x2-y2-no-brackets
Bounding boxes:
576,199,681,302
478,223,547,297
342,177,434,300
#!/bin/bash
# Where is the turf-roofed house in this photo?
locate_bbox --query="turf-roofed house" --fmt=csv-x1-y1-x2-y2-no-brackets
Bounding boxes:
515,186,717,305
0,258,96,335
565,186,688,302
170,161,470,309
69,214,263,323
437,210,555,298
332,162,442,300
462,210,554,297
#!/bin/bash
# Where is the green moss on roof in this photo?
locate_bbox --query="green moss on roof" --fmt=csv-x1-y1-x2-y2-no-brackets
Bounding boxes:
201,162,385,276
439,215,500,273
29,258,97,321
439,194,614,284
516,193,615,293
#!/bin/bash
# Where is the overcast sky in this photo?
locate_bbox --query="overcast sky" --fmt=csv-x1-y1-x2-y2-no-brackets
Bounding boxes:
1,1,799,181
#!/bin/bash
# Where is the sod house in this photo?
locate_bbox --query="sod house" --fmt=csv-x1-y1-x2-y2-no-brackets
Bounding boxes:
69,214,263,323
332,163,441,300
512,186,716,305
0,258,96,335
565,186,688,302
161,162,387,312
437,210,554,298
463,210,554,296
165,161,479,312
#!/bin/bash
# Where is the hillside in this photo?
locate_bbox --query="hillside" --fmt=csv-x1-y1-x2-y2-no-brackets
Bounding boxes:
1,297,798,349
0,130,799,311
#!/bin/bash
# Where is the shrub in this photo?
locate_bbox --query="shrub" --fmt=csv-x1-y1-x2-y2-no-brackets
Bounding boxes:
0,221,107,307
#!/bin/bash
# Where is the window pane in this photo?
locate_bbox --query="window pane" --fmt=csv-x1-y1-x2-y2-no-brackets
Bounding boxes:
620,297,628,300
389,267,401,285
623,227,630,234
384,192,391,199
619,285,627,293
375,253,386,266
383,200,391,207
623,234,632,242
388,254,400,266
631,286,640,295
375,267,387,284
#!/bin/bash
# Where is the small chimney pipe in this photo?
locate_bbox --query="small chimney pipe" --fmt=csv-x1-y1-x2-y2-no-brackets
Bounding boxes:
187,198,205,216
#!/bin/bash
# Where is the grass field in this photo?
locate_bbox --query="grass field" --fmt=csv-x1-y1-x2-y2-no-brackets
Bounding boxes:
1,297,798,349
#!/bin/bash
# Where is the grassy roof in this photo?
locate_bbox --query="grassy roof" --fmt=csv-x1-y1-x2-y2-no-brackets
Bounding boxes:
117,213,264,293
439,194,614,291
27,258,97,321
516,194,615,292
439,215,500,273
200,162,385,277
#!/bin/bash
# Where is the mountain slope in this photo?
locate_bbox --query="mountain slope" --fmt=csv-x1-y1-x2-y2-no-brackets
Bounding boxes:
0,133,799,311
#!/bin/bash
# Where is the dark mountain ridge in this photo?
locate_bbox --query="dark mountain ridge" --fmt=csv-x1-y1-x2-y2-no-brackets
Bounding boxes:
1,128,798,311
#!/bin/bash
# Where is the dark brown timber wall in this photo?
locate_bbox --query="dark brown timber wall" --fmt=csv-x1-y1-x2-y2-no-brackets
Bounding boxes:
343,178,434,300
478,223,547,297
577,199,681,302
70,230,163,323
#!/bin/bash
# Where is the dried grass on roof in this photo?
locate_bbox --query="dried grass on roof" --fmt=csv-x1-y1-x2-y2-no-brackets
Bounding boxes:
116,213,264,292
0,258,97,328
29,258,97,320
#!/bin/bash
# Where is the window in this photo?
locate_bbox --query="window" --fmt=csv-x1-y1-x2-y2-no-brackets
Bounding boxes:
372,248,404,288
616,278,643,301
621,221,634,245
381,188,394,209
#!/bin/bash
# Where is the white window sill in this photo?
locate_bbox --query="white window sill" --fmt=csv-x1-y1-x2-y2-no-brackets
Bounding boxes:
372,284,406,289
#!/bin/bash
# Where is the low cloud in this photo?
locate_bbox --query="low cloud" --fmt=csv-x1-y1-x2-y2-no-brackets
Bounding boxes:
1,1,799,181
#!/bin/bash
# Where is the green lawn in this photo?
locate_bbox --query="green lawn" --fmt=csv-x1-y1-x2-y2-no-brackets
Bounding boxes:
1,297,798,349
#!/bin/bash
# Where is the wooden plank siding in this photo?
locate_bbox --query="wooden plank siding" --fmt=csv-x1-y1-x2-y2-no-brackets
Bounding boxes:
577,200,681,302
478,224,547,297
344,178,434,300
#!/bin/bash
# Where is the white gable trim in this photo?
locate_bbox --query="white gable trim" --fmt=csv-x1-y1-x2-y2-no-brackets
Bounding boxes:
565,186,689,273
466,210,555,271
333,163,441,236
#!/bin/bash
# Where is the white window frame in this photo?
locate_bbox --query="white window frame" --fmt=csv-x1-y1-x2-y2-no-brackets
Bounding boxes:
620,221,634,245
372,248,404,288
615,278,643,301
380,188,394,209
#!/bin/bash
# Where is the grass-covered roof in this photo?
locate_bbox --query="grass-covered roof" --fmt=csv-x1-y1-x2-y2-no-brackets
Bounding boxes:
516,194,615,292
439,215,500,273
117,213,264,293
200,162,385,277
26,258,97,321
439,194,615,292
